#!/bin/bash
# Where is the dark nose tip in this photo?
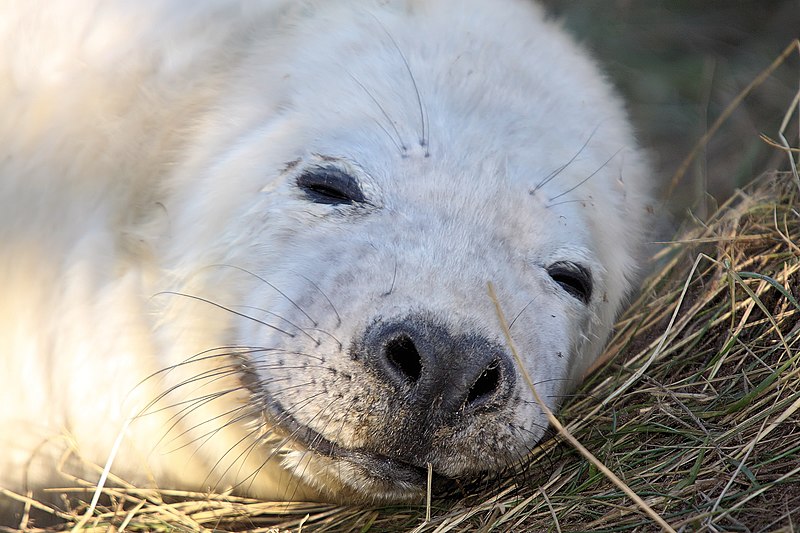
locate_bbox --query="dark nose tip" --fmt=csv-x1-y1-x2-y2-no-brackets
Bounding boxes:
360,316,514,413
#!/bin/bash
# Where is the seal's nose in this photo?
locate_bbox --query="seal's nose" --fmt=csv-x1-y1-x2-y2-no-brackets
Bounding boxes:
359,316,514,414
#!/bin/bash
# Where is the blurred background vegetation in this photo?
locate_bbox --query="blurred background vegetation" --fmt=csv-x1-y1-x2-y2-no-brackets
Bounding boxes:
541,0,798,220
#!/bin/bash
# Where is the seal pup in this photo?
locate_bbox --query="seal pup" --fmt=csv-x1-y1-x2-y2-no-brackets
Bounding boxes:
0,0,652,514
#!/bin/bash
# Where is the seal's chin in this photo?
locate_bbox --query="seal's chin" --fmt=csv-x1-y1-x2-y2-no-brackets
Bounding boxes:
282,447,429,503
261,398,449,502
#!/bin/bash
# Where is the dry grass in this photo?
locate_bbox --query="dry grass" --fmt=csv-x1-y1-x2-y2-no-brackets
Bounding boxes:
7,41,800,533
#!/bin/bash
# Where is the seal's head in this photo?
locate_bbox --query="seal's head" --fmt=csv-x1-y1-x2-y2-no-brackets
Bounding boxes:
155,0,651,502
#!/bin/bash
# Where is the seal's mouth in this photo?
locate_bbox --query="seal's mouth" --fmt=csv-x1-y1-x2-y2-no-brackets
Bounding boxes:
236,359,435,490
263,395,434,489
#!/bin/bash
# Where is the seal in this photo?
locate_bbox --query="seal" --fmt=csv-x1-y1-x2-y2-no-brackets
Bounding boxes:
0,0,653,515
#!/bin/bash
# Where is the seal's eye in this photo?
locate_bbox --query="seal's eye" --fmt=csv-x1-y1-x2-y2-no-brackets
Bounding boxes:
296,167,365,205
547,262,592,304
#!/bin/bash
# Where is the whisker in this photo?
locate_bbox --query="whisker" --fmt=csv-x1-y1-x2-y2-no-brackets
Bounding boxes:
548,148,623,204
164,401,252,454
153,291,296,337
146,364,245,415
151,389,247,455
346,71,407,153
139,346,308,418
369,12,428,153
302,328,342,350
203,422,266,490
296,272,342,329
281,398,344,500
534,122,603,192
233,430,296,494
131,345,249,410
138,364,244,417
142,368,242,417
228,391,333,494
206,264,318,327
509,296,537,330
381,257,398,297
237,304,321,346
546,198,586,208
247,348,326,365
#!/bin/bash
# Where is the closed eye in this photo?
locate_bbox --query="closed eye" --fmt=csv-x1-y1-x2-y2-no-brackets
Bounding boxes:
296,167,365,205
547,262,593,304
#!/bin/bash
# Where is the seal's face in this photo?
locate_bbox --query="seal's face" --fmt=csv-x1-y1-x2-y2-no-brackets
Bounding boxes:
157,0,648,502
232,152,600,500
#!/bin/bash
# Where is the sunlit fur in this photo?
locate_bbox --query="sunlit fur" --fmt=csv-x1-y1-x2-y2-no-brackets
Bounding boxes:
0,0,653,512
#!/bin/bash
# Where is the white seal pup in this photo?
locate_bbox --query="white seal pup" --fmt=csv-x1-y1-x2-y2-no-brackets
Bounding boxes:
0,0,652,516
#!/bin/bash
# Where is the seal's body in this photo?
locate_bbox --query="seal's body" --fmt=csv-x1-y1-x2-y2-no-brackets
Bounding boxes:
0,0,651,511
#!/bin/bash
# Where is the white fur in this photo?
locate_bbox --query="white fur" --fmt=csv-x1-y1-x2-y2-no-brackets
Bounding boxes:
0,0,652,513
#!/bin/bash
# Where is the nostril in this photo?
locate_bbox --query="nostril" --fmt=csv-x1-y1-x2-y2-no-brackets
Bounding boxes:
466,359,501,407
385,334,423,383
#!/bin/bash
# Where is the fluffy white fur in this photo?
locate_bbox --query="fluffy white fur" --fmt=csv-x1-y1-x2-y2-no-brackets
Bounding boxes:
0,0,653,517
